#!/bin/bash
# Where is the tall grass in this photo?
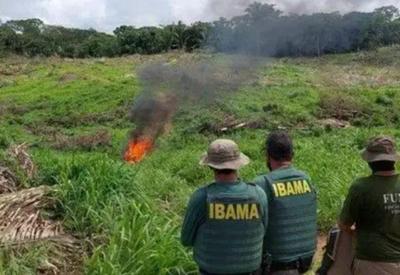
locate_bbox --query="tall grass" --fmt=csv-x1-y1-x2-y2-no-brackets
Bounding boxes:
33,153,197,273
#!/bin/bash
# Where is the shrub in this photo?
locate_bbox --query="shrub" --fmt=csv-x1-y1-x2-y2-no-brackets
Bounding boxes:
318,92,366,121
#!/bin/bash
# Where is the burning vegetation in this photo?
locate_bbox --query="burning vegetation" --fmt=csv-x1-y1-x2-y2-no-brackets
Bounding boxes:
124,137,154,163
123,56,261,164
124,93,177,163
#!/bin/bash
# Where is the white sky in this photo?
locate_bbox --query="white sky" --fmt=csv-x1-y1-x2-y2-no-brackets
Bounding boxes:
0,0,399,32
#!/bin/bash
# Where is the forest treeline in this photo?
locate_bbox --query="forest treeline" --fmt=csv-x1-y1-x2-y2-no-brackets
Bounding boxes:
1,3,400,58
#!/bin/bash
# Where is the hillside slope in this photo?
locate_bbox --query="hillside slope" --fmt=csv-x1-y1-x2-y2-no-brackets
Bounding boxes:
0,47,399,274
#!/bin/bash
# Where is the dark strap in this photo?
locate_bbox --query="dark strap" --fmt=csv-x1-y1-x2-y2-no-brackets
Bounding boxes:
270,256,313,273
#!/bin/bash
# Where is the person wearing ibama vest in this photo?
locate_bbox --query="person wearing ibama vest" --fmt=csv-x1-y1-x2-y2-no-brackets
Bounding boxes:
339,136,400,275
181,139,268,275
253,131,317,275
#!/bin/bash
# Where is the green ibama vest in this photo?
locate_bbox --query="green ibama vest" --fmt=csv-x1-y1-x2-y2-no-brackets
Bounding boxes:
193,183,266,274
260,167,317,263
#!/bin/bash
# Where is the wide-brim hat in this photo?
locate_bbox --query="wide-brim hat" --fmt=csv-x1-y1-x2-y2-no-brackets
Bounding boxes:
199,139,250,170
361,136,400,162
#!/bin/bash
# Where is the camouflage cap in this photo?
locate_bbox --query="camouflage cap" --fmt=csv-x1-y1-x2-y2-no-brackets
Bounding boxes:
199,139,250,170
361,136,400,163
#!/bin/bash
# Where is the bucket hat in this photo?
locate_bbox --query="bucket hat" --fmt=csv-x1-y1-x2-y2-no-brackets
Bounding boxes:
200,139,250,170
361,136,400,162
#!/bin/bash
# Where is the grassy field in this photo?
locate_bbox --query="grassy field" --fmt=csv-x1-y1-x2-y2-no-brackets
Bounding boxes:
0,47,400,274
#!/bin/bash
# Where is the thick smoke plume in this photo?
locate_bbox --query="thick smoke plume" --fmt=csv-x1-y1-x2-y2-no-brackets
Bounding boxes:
128,55,262,142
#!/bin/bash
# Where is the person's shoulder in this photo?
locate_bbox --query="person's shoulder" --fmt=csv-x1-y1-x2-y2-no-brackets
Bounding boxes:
246,182,268,201
291,167,310,179
348,176,371,193
253,174,268,185
255,185,267,198
251,174,270,191
352,176,371,185
247,181,264,191
189,185,209,203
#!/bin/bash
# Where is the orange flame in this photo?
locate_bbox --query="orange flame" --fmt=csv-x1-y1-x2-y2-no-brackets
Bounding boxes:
124,138,153,163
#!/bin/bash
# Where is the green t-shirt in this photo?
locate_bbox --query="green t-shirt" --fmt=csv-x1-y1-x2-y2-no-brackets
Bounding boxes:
340,174,400,262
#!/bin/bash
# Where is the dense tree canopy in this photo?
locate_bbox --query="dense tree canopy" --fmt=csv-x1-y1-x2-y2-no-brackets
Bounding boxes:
0,4,399,58
208,4,400,56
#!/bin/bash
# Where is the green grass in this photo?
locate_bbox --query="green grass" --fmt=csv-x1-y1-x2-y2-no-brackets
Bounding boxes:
0,47,400,273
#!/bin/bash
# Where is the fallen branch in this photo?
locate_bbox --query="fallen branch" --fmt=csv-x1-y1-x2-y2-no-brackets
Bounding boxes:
0,186,83,274
0,186,61,244
0,166,18,194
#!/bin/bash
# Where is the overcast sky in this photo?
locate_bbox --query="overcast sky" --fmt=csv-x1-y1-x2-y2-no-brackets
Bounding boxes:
0,0,399,32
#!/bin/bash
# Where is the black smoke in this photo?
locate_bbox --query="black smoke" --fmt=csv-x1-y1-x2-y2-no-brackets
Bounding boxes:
128,55,263,140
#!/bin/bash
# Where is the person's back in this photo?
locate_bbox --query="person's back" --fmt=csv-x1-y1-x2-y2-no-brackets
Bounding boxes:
181,139,268,275
253,131,317,274
346,175,400,261
255,167,317,263
340,136,400,275
192,181,267,274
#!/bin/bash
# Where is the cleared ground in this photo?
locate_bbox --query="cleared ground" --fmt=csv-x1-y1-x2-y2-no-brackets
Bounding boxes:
0,47,399,274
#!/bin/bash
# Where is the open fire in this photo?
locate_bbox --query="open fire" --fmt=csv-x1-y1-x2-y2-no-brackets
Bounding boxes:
124,93,177,164
124,137,153,163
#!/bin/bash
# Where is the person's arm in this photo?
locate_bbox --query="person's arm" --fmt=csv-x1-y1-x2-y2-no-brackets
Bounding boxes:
339,183,360,236
181,188,206,247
